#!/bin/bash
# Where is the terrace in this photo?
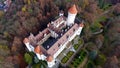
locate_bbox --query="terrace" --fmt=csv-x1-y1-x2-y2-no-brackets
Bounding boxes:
58,37,85,66
70,49,87,68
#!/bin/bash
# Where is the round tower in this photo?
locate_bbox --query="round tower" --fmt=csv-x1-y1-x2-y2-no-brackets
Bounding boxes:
46,56,55,68
34,45,46,60
23,38,32,51
66,4,78,26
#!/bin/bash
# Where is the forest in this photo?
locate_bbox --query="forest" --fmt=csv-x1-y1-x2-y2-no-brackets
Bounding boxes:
0,0,120,68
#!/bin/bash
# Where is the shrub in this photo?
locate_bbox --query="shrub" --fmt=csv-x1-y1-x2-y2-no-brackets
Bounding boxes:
67,51,74,58
74,44,79,50
94,53,106,65
61,56,68,63
71,50,87,67
24,53,33,64
78,39,83,45
86,61,95,68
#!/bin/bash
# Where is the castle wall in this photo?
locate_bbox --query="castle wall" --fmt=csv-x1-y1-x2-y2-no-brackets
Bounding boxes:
53,25,83,58
66,12,77,26
37,33,51,45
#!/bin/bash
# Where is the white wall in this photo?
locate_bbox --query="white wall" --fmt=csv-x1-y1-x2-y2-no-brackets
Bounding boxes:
66,12,76,26
25,43,32,51
47,59,55,68
53,26,83,58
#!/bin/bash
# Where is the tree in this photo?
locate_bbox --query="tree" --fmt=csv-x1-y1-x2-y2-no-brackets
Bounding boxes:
32,60,47,68
86,42,97,52
78,0,89,9
11,37,23,55
24,52,33,64
94,53,106,66
104,56,119,68
113,3,120,16
0,11,4,19
24,52,47,68
89,50,98,60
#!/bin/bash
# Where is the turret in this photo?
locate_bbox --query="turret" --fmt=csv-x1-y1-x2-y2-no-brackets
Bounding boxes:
34,45,46,60
46,56,55,68
66,4,78,26
23,38,32,51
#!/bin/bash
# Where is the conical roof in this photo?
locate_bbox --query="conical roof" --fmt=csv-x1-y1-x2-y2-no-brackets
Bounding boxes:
23,38,29,43
68,4,78,14
34,45,42,54
79,23,84,27
46,56,53,62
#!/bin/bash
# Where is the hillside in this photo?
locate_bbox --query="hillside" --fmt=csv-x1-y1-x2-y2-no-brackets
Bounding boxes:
0,0,120,68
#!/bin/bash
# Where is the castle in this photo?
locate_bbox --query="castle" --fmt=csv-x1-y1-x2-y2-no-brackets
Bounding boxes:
23,4,84,68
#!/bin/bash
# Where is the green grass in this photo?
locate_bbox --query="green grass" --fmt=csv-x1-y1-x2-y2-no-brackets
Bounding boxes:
86,60,95,68
90,22,103,33
67,51,74,58
78,38,84,44
74,38,84,50
61,56,69,63
74,44,79,50
90,16,107,33
61,51,74,64
71,50,87,67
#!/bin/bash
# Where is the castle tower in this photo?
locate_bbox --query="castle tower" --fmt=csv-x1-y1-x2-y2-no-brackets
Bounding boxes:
34,45,46,60
66,4,78,26
23,38,32,51
46,56,55,68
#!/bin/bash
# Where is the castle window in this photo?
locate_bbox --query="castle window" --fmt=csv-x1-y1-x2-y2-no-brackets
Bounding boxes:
58,43,60,47
66,35,69,39
73,28,75,32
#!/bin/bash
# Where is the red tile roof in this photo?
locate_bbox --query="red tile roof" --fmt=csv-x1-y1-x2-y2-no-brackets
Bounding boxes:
46,56,53,62
34,45,42,55
48,23,61,34
79,23,84,27
47,24,79,56
68,4,78,14
35,28,50,42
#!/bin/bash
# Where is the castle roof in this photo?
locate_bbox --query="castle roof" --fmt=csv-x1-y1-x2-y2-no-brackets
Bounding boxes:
68,4,78,14
46,56,53,62
34,45,42,55
79,23,84,27
35,28,50,42
47,23,79,56
23,38,29,43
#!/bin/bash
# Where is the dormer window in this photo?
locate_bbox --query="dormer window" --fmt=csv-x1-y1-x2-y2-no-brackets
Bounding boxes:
66,35,69,39
58,43,60,47
73,28,75,32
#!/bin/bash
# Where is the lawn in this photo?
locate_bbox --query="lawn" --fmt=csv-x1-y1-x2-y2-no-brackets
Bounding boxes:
67,51,74,58
86,60,95,68
73,38,84,50
78,38,84,44
74,44,79,50
61,51,74,64
61,56,68,63
70,50,87,67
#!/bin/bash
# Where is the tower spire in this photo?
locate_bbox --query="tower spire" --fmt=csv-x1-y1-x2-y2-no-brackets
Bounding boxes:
66,4,78,26
68,4,78,14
